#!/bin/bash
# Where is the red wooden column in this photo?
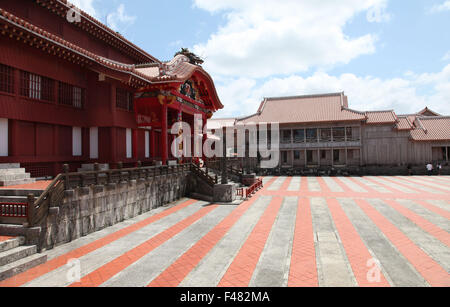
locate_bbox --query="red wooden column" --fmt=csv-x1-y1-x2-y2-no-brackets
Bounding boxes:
161,103,168,165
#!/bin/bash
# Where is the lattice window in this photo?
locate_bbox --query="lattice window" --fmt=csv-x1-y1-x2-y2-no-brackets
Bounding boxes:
20,71,54,101
0,64,14,94
116,88,133,111
59,82,84,108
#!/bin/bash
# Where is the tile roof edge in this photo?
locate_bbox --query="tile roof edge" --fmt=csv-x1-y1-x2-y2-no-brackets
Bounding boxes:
263,92,343,101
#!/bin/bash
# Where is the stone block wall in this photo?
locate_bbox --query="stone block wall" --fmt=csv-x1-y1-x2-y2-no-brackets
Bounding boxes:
36,173,189,251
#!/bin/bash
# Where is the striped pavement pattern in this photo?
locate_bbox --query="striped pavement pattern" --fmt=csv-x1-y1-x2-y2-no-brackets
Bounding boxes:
0,175,449,287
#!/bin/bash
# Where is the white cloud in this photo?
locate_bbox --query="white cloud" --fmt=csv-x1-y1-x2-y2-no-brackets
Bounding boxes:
442,51,450,61
192,0,391,79
366,0,391,22
429,1,450,13
106,4,136,32
69,0,98,18
213,65,450,118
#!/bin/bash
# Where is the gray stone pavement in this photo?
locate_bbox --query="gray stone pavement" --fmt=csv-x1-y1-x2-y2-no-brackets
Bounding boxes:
0,176,448,287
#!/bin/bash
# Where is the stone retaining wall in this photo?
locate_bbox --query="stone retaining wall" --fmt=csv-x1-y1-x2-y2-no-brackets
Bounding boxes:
36,173,189,251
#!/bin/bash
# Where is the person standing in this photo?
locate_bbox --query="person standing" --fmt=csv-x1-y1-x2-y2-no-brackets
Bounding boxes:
437,163,442,176
426,163,433,176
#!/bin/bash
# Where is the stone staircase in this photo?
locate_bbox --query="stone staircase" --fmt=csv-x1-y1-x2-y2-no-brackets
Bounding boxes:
0,236,47,281
0,164,36,187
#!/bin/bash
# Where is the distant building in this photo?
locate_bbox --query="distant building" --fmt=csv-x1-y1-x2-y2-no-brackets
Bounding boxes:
209,92,450,169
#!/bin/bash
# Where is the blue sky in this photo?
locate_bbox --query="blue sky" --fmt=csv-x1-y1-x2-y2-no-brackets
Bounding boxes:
74,0,450,117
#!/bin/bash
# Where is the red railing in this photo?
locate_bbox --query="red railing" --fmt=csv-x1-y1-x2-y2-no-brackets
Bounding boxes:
237,188,245,198
0,203,28,218
239,178,263,199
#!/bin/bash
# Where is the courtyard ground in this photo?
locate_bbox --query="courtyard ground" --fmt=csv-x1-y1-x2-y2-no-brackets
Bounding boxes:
0,175,449,287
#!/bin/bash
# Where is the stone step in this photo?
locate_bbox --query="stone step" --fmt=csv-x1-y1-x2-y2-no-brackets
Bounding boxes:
0,168,26,175
0,164,20,170
0,237,25,253
0,189,43,197
0,252,47,281
0,245,37,267
190,192,214,203
0,173,31,181
0,178,36,187
0,195,29,204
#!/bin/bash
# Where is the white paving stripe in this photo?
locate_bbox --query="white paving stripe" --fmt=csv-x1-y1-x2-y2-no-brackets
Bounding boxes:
353,177,390,193
24,201,207,287
40,198,193,262
396,199,450,233
336,177,368,193
307,177,321,192
390,177,445,194
101,205,236,287
367,199,450,272
179,196,272,287
425,200,450,212
288,177,301,191
405,176,450,192
367,176,416,194
310,197,356,287
322,177,344,192
249,196,298,287
267,177,286,191
338,198,427,287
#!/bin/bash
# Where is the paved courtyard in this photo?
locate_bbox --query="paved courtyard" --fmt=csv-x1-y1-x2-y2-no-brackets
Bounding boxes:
0,175,449,287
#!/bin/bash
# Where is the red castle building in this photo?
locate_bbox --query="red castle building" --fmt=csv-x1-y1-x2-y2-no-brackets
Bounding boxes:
0,0,223,178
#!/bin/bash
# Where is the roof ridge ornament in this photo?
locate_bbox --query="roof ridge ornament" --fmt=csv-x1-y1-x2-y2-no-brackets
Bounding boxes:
174,48,204,66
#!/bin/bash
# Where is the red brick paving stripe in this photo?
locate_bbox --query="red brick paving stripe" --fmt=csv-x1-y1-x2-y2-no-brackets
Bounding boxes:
0,199,198,287
218,197,284,287
148,197,261,287
299,177,309,192
259,190,450,201
315,177,332,194
0,181,52,190
70,204,219,287
413,200,450,220
354,199,450,287
279,177,293,191
148,177,279,287
383,199,450,247
288,198,318,287
395,177,450,194
0,236,13,242
326,199,390,287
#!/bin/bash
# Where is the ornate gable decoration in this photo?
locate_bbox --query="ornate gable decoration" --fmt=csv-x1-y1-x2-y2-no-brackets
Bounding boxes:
180,80,199,101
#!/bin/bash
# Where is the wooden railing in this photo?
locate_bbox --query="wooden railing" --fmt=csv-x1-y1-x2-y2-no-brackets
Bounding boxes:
190,163,217,187
28,174,65,227
62,163,191,190
0,202,28,224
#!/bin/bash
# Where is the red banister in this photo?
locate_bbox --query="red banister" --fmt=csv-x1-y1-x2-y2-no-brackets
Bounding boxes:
0,202,28,218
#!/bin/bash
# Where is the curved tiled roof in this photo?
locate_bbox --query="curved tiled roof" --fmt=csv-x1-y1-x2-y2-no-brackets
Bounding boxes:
365,110,397,124
396,116,414,130
36,0,159,64
410,117,450,141
239,93,366,124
